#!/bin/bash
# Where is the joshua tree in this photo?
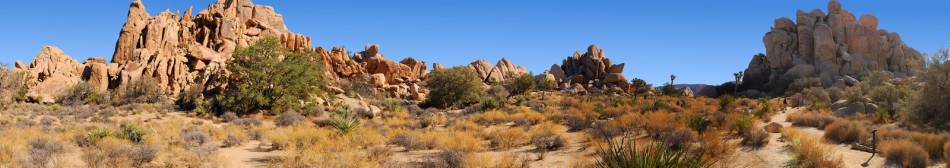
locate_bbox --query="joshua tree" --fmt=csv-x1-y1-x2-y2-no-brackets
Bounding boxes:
733,71,743,95
669,74,677,86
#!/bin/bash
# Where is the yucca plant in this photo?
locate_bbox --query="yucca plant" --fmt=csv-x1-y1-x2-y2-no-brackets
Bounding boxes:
594,137,712,168
327,107,360,134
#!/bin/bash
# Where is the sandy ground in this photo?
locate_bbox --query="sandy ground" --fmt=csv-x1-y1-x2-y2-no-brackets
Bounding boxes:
730,107,890,168
218,140,279,168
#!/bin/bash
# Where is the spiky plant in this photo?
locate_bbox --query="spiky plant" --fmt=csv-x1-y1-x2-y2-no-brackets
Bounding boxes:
594,137,712,168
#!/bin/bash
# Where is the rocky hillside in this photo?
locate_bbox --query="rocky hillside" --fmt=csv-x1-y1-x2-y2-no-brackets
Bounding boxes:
13,0,639,103
739,0,924,96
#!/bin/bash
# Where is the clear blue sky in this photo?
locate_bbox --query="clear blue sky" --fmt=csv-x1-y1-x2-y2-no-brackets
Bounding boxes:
1,0,948,85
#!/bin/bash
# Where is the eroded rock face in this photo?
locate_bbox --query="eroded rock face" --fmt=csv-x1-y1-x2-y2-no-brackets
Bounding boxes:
549,45,631,93
741,0,924,96
466,58,528,83
15,46,85,103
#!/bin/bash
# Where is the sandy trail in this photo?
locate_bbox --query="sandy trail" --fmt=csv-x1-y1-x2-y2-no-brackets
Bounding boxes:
218,140,279,168
757,107,886,168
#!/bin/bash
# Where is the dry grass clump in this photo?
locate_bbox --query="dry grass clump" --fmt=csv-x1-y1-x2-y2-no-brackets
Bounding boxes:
880,140,929,168
877,128,950,160
81,137,157,168
590,113,642,139
786,111,838,129
782,128,843,168
265,125,387,167
698,132,733,160
740,127,769,149
487,127,529,150
642,111,680,136
0,127,71,167
529,121,568,152
473,110,512,125
821,120,868,144
275,111,307,127
658,128,695,150
548,107,598,132
510,108,545,126
391,130,484,152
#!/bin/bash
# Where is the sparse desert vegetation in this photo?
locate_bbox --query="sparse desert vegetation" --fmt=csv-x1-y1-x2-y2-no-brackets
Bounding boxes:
2,0,947,167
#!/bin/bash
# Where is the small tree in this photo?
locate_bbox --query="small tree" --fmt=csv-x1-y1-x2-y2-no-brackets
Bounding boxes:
506,73,536,96
631,78,652,97
536,74,558,100
733,71,743,95
424,66,485,108
215,38,325,115
905,48,950,129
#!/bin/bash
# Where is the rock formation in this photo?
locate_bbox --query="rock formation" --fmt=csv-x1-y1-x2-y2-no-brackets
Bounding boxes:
467,58,529,83
17,0,429,101
740,0,925,96
548,45,631,94
14,46,85,103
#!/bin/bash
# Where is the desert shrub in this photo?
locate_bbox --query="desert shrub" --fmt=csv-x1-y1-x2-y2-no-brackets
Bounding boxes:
325,107,360,134
753,99,774,120
113,76,163,105
740,127,769,148
488,127,529,150
336,75,383,99
473,110,511,125
783,128,844,168
698,132,732,160
594,139,711,168
119,124,147,144
215,38,325,115
432,150,466,168
222,135,242,148
275,111,306,127
718,94,735,111
880,140,929,168
822,120,868,144
801,87,831,111
530,122,568,152
944,141,950,166
0,65,29,109
59,82,103,106
590,113,641,139
686,114,708,133
77,127,114,147
877,128,950,160
506,73,536,96
510,108,545,126
81,137,158,168
731,114,755,135
176,83,207,114
180,129,210,147
659,128,695,150
26,138,64,167
786,111,838,129
643,111,680,136
424,66,485,108
904,48,950,130
868,84,910,117
217,111,238,123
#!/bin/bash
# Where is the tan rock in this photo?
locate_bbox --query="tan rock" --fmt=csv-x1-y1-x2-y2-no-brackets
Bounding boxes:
17,46,84,103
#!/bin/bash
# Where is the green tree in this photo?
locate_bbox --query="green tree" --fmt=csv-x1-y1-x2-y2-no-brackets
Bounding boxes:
536,74,558,100
506,73,536,96
905,48,950,129
215,38,325,115
630,78,652,97
424,66,485,108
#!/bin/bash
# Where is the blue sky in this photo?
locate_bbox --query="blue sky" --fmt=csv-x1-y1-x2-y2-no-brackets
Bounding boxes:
1,0,948,85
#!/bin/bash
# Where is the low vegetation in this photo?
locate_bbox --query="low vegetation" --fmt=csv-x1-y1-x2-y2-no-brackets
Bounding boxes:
424,66,485,108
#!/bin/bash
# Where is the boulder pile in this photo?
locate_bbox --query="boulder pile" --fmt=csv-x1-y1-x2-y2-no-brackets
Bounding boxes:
547,45,631,94
740,0,924,96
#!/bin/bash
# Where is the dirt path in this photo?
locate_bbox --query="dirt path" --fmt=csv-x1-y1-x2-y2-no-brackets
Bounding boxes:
766,107,886,168
217,140,279,168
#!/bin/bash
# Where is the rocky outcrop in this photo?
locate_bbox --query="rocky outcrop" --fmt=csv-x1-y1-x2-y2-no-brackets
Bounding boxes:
548,45,631,94
15,46,85,103
467,58,528,83
741,0,924,96
18,0,429,101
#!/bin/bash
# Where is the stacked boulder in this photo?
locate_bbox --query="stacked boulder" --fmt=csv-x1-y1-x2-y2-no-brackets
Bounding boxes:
548,45,631,94
14,46,85,103
741,0,924,96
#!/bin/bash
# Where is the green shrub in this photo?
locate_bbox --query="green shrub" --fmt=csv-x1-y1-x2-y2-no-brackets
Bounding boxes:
424,66,485,108
215,38,325,115
904,48,950,130
753,99,773,120
594,139,711,168
732,115,754,135
59,82,103,106
506,73,536,96
114,76,163,105
119,124,147,144
0,64,29,109
802,87,831,111
631,78,652,96
325,107,360,134
868,84,910,118
718,95,735,111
